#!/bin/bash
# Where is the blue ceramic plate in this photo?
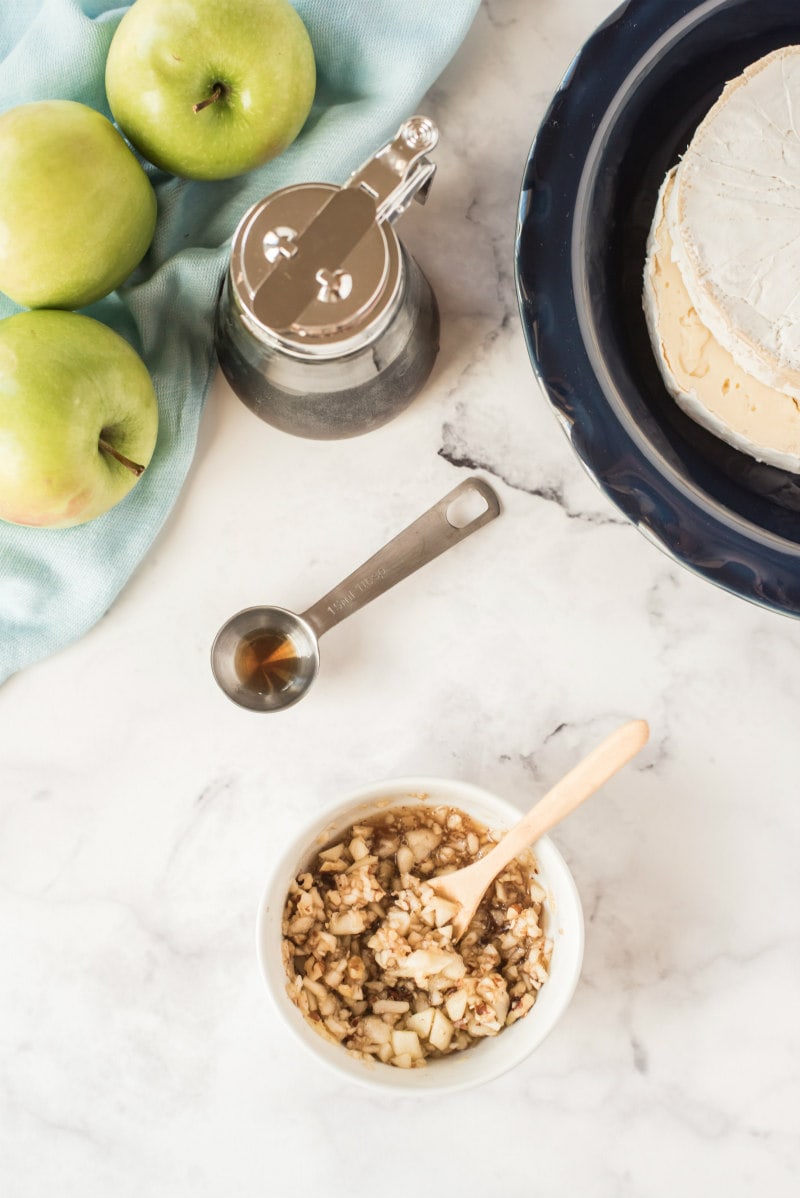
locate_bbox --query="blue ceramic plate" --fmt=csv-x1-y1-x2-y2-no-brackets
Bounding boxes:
515,0,800,617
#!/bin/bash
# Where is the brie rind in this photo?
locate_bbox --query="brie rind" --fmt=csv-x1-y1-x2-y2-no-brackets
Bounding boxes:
669,45,800,398
644,168,800,473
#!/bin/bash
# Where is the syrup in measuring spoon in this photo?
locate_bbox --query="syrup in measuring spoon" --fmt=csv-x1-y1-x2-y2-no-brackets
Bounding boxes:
233,630,302,697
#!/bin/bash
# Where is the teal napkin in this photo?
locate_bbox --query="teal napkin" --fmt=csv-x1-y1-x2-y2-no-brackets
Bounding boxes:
0,0,479,684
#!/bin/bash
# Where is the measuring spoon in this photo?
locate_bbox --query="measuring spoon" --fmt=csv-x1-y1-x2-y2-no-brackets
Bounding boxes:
211,476,501,712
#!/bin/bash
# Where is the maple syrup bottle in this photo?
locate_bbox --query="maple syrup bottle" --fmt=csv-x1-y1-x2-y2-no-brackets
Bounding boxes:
214,117,440,440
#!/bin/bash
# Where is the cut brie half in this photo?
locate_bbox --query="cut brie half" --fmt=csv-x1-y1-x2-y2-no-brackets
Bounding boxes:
669,45,800,398
644,168,800,472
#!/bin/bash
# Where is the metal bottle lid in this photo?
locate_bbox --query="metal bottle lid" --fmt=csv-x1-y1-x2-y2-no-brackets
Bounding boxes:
227,116,438,359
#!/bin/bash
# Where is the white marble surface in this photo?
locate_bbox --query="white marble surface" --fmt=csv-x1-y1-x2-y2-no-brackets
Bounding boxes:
2,1,800,1193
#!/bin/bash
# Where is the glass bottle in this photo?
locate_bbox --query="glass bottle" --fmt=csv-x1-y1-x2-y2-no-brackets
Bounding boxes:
214,117,441,440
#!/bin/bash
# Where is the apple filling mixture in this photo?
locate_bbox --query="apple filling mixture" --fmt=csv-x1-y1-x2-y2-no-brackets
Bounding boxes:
281,805,552,1068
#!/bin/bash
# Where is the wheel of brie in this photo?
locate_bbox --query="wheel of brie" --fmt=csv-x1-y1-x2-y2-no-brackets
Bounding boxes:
644,45,800,472
644,168,800,472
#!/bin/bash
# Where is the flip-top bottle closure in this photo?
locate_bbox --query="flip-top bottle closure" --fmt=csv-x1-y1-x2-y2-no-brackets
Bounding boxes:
229,116,439,350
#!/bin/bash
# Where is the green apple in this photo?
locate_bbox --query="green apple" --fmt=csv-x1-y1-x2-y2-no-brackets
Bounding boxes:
0,101,157,310
0,311,158,528
105,0,316,181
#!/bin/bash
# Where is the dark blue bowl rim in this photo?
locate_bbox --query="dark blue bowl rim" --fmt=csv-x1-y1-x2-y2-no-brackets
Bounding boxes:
514,0,800,619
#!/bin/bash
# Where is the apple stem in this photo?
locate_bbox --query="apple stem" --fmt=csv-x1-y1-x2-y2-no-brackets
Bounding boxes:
99,438,145,477
193,83,225,114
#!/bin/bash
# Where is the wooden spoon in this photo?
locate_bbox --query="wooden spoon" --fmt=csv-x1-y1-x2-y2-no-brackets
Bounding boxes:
428,719,650,940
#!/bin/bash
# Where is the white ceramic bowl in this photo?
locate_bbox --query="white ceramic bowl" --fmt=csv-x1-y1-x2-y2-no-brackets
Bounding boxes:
257,776,584,1094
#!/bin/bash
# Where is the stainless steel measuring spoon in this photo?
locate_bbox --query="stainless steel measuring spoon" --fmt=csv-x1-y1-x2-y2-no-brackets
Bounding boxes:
211,476,501,712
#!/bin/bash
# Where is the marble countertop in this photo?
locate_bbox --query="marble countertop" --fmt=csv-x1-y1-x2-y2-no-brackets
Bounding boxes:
3,1,800,1193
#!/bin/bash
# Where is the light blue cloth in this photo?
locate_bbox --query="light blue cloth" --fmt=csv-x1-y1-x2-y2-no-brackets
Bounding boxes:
0,0,479,684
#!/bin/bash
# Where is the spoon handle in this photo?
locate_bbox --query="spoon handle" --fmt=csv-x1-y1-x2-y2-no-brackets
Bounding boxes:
301,477,501,637
472,720,649,887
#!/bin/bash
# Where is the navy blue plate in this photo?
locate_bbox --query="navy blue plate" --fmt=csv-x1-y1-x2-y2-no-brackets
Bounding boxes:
515,0,800,617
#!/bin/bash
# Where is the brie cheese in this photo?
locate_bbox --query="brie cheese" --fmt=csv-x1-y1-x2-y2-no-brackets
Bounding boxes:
644,168,800,473
669,45,800,398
